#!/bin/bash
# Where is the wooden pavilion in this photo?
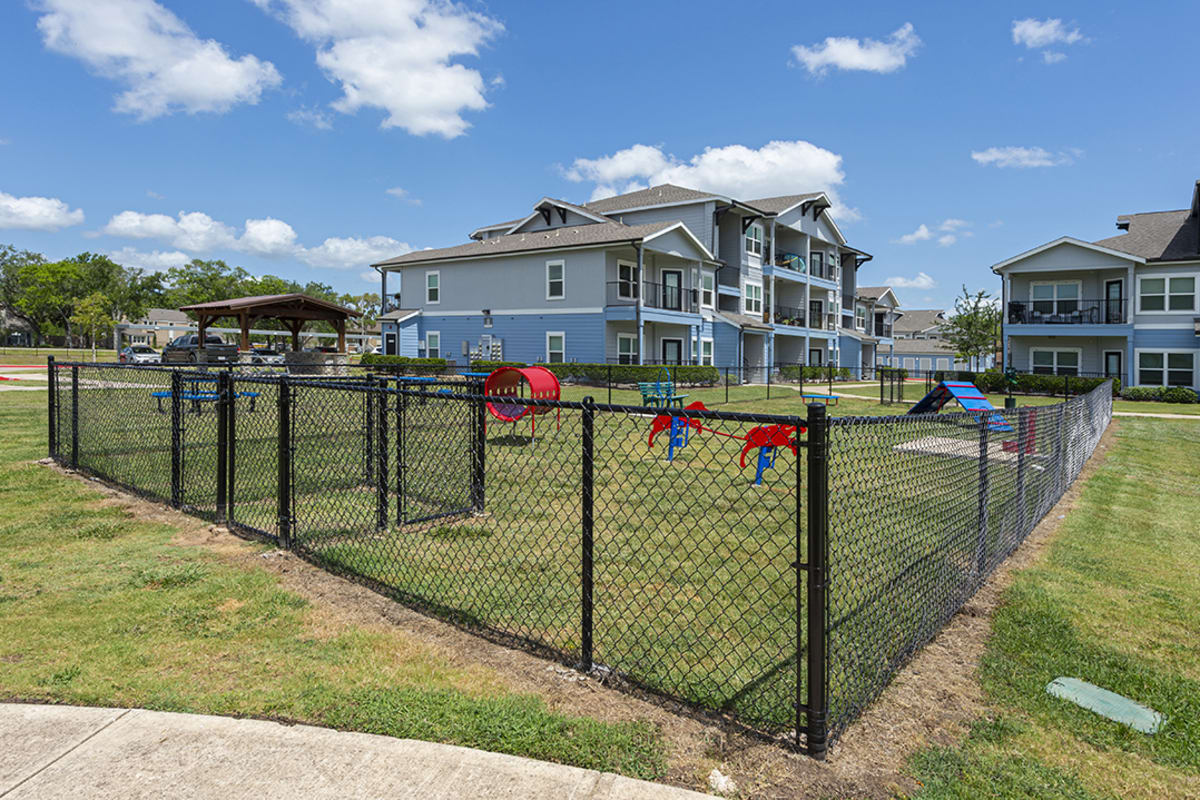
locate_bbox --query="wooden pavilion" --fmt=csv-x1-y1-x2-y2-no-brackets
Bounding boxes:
179,294,362,353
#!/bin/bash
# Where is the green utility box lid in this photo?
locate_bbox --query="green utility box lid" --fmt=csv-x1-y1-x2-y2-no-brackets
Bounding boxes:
1046,677,1165,734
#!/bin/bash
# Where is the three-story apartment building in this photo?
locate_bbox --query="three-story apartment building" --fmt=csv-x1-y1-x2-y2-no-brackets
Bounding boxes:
373,184,877,372
993,178,1200,390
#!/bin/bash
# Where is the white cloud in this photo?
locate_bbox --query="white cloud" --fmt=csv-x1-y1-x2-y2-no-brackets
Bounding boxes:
791,23,920,75
885,272,936,290
0,190,85,231
938,218,970,232
563,140,857,220
35,0,281,119
385,187,422,205
1042,51,1067,64
971,146,1077,168
101,207,409,268
1012,18,1085,49
108,246,191,272
146,189,164,200
937,234,956,247
895,224,932,244
287,106,333,130
253,0,503,137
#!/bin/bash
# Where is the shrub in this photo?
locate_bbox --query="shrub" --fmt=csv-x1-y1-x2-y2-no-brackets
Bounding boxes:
1121,386,1161,402
976,372,1120,397
469,360,526,369
359,355,449,373
779,365,842,381
539,363,720,387
1161,386,1200,404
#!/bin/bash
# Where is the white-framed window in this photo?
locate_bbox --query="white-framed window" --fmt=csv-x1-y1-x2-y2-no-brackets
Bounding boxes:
616,333,638,365
546,259,565,300
700,337,714,366
1138,275,1196,313
1030,280,1081,316
744,223,763,258
1030,347,1080,376
810,250,824,279
1136,349,1196,387
425,331,441,359
855,304,866,331
425,271,440,304
616,260,637,300
546,331,565,363
700,271,714,308
744,282,763,315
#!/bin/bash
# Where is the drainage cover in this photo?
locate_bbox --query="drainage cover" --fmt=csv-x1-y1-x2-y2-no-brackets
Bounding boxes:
1046,677,1164,734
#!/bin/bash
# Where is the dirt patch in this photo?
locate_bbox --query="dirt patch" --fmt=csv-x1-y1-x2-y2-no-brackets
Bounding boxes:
39,424,1117,799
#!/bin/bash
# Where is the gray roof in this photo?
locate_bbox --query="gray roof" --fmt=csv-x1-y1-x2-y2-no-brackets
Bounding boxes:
715,311,772,331
373,219,677,267
742,192,826,215
890,338,957,355
379,308,420,321
143,307,190,323
856,286,898,304
470,198,614,239
1092,209,1200,262
893,309,946,335
583,184,719,213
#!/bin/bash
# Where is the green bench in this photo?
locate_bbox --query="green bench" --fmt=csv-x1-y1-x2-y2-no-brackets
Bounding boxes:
637,380,687,409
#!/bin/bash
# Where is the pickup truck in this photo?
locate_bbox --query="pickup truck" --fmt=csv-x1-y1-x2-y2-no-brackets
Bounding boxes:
161,333,239,364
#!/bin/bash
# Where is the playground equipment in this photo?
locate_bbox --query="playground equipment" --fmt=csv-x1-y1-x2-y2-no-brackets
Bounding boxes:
484,365,561,436
908,380,1013,432
647,400,804,485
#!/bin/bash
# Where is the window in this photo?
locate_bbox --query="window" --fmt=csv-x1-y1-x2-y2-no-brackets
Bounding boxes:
1030,348,1079,376
1138,351,1195,387
700,271,714,308
1030,281,1080,315
546,332,565,363
617,333,638,365
700,338,714,366
744,223,763,258
425,331,440,359
616,260,637,300
810,251,824,279
425,271,440,304
1138,276,1196,312
546,260,565,300
855,305,866,331
744,282,763,315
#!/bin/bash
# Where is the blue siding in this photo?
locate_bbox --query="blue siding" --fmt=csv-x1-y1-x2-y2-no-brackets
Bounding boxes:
714,321,741,368
398,317,419,356
1133,328,1200,349
417,313,605,363
838,335,861,368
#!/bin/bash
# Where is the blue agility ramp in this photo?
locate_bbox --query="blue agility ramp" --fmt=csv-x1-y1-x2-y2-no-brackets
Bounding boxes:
908,381,1013,432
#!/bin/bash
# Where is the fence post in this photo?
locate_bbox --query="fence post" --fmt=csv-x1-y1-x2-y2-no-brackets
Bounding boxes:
471,390,486,514
365,375,376,482
725,367,729,404
1056,404,1066,495
216,371,229,522
277,377,292,548
47,356,56,459
1063,374,1069,398
975,419,990,582
396,386,405,525
375,383,388,531
804,402,830,759
227,372,237,522
827,363,833,396
879,369,884,405
170,370,182,507
70,365,79,469
766,362,771,400
1016,408,1028,534
580,396,595,672
607,364,612,406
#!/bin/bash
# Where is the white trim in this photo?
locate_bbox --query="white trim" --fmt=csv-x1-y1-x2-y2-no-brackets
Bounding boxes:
1134,323,1193,330
425,270,440,305
545,330,566,364
1102,349,1123,378
379,309,421,323
744,222,764,259
642,221,717,261
699,336,714,366
545,258,565,301
503,197,613,235
1136,272,1198,314
376,241,644,269
1028,278,1084,316
699,269,715,309
467,221,515,239
1134,348,1198,389
616,259,637,300
424,330,441,359
616,332,638,364
660,336,684,364
743,280,763,315
422,307,604,317
1029,346,1083,375
990,236,1145,273
585,197,725,217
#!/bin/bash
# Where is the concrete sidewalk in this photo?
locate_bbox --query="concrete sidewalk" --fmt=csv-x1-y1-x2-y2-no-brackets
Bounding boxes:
0,704,713,799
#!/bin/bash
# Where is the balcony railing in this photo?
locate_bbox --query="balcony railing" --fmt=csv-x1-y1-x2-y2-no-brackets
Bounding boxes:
1007,299,1128,325
773,253,806,273
874,321,893,338
606,281,698,313
773,304,806,327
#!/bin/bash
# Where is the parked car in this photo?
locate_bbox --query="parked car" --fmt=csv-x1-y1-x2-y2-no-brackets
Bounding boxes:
161,333,239,364
119,344,159,364
369,346,382,355
248,346,285,365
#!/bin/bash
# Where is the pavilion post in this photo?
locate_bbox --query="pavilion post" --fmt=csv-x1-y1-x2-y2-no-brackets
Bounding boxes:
336,319,346,353
239,311,250,352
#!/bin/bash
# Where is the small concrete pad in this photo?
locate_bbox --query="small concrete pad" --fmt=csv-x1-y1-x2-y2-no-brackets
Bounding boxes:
0,704,712,799
1047,677,1165,734
0,704,128,792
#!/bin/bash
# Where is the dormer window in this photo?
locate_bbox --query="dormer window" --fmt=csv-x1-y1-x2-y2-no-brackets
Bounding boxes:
744,223,763,258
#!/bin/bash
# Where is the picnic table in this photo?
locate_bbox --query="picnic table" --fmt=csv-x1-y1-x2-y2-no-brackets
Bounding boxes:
150,374,260,414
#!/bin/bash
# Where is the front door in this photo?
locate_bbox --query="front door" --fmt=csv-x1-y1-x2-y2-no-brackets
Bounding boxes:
661,338,682,365
1105,280,1124,323
808,348,823,366
661,270,682,311
1104,350,1122,379
384,332,396,355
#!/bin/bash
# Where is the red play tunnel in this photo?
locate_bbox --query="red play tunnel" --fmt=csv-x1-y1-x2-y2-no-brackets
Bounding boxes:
484,366,561,422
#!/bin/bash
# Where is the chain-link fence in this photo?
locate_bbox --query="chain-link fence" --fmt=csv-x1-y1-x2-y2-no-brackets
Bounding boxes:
45,357,1112,757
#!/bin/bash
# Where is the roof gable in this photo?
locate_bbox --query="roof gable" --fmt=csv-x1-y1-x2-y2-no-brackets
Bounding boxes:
990,236,1145,273
584,184,721,214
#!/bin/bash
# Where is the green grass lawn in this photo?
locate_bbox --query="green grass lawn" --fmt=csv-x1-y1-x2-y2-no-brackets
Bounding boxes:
0,389,667,779
907,416,1200,799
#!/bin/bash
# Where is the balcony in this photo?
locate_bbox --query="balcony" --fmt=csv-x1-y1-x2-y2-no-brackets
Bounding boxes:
606,281,698,314
874,321,893,338
773,304,806,327
1007,299,1129,325
773,252,806,274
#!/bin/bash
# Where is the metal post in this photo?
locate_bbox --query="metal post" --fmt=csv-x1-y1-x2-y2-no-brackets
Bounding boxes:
607,364,612,406
277,378,292,548
975,420,990,582
471,390,486,513
170,370,182,507
1056,404,1066,494
1016,408,1028,534
766,363,771,400
365,375,375,482
216,371,229,521
227,372,237,522
580,396,595,672
69,365,79,469
805,402,829,759
725,367,729,404
375,383,388,531
879,369,884,405
47,356,56,459
396,385,405,525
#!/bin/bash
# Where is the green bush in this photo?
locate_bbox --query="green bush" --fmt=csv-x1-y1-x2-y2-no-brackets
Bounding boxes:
1125,385,1200,404
469,360,526,369
359,355,449,373
975,371,1120,397
1121,386,1161,402
1161,387,1199,403
779,365,843,381
539,363,720,387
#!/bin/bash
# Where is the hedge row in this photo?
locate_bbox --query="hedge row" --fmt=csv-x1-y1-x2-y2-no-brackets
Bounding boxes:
540,363,721,386
1121,385,1199,404
778,365,854,381
359,355,449,372
468,360,526,369
951,371,1122,397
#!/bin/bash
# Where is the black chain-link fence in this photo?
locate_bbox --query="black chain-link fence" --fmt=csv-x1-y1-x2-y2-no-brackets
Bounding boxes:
45,357,1112,757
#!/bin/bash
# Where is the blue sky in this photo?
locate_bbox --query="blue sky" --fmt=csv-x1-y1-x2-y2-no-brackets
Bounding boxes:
1,0,1197,309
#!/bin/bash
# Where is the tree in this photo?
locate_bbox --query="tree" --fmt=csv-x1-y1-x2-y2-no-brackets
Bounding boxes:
15,258,84,346
163,259,252,307
0,245,48,344
70,292,115,362
941,285,1001,371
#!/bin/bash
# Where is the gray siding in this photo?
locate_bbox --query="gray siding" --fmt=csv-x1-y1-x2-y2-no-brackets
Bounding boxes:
614,201,713,252
512,208,601,233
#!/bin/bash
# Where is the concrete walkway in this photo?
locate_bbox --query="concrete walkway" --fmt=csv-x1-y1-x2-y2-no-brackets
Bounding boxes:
0,704,713,799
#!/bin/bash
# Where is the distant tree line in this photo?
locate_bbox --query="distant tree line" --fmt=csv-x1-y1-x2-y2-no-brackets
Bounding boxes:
0,244,380,349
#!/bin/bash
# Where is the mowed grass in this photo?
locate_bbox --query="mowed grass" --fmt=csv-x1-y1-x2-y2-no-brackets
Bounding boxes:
0,389,667,779
908,417,1200,799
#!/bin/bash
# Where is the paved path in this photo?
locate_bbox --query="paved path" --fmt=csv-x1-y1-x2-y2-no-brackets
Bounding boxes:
0,704,712,799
